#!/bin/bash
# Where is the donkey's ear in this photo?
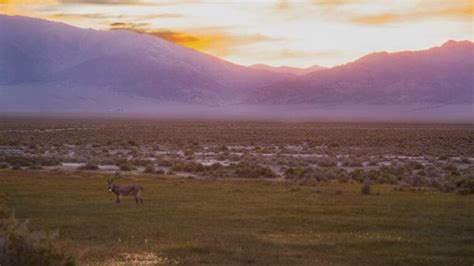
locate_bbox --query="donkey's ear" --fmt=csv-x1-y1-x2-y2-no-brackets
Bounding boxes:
107,178,113,184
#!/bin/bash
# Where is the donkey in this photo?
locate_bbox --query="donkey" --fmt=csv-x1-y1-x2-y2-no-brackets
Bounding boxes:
107,178,143,204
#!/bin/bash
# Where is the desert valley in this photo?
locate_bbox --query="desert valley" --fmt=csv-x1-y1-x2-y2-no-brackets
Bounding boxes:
0,6,473,265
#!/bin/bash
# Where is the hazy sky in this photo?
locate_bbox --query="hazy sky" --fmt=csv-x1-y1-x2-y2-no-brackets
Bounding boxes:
1,0,472,67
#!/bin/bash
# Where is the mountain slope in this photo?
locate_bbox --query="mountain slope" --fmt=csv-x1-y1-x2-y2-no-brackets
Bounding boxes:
251,40,474,104
249,64,326,75
0,15,472,120
0,15,286,106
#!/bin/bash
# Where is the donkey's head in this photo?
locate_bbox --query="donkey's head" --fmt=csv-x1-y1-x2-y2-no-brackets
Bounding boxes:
107,178,114,192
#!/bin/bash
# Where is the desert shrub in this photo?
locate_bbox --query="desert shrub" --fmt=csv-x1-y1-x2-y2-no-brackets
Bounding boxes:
393,181,410,191
0,162,10,169
27,144,38,149
361,182,371,195
144,164,155,174
0,203,75,266
99,158,115,165
367,160,378,166
460,157,471,164
443,164,460,176
439,183,456,193
323,167,347,180
334,169,350,182
171,161,204,173
113,158,128,166
460,166,474,178
309,169,328,182
208,163,224,171
4,156,35,167
284,167,308,179
407,161,424,170
12,164,21,170
157,160,173,167
127,140,138,146
132,159,153,167
229,154,240,162
127,149,139,157
155,169,165,175
329,143,340,148
342,159,363,167
28,164,43,170
233,162,276,178
184,149,194,157
367,169,382,183
349,169,366,183
119,163,135,171
35,157,61,166
407,172,431,187
79,162,99,170
217,153,230,161
376,166,399,184
451,176,474,194
317,158,337,168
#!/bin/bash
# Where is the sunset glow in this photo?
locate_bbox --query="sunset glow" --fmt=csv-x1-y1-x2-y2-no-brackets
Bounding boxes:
1,0,472,67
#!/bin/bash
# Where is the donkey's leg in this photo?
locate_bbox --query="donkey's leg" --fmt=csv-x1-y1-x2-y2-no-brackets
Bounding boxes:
137,191,143,204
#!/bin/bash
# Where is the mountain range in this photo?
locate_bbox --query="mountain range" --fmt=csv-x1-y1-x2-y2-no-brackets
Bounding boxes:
0,15,473,120
252,40,473,105
249,64,326,75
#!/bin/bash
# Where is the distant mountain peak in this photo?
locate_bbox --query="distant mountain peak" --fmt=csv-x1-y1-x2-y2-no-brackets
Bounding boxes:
440,40,474,50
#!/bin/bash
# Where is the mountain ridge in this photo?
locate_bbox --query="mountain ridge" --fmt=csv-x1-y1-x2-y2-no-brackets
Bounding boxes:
250,40,474,104
0,14,287,104
249,64,326,75
0,15,473,120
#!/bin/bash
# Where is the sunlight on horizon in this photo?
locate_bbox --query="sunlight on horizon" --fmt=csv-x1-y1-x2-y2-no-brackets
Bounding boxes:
1,0,472,67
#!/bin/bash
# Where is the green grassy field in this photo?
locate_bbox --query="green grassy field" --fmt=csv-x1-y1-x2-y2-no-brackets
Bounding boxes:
0,170,473,265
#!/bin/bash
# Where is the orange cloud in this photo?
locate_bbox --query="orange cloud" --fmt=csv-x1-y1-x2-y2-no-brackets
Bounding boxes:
155,31,280,57
0,0,54,15
350,5,474,25
57,0,150,5
274,0,367,12
45,12,181,26
109,23,282,57
0,0,53,3
350,14,399,25
347,0,473,25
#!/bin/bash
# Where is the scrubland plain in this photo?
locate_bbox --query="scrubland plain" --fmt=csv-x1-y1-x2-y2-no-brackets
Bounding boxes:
0,117,473,264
